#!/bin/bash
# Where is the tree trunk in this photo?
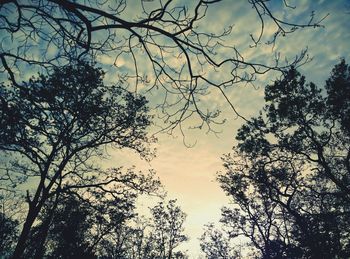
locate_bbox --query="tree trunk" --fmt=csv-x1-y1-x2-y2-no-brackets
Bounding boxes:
33,195,60,259
11,206,39,259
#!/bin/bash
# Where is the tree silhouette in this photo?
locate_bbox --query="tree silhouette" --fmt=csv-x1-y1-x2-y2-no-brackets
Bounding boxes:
0,0,327,131
26,196,188,259
0,61,160,258
0,192,21,258
0,212,18,258
98,199,188,259
29,195,97,259
202,60,350,258
150,199,188,258
200,223,238,259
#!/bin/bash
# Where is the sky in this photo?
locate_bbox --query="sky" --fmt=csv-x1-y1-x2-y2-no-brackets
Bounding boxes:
103,0,350,257
1,0,350,258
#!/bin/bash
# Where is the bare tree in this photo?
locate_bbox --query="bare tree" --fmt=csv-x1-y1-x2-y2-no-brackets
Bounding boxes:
0,0,327,133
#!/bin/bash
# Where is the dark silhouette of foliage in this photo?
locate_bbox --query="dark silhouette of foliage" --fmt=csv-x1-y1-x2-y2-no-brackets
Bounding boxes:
26,196,187,259
200,223,238,259
0,192,21,258
0,62,159,258
33,196,97,259
99,199,188,259
0,211,18,258
201,59,350,258
149,199,188,258
0,0,326,132
326,60,350,134
23,168,161,259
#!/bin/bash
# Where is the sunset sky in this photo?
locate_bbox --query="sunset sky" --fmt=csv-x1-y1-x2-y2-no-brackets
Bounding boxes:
103,1,350,257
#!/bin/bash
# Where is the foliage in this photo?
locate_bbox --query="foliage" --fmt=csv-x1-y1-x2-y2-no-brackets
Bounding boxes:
0,61,157,258
30,195,97,259
200,223,238,259
201,60,350,258
25,196,188,259
0,212,18,258
150,199,188,258
99,199,188,259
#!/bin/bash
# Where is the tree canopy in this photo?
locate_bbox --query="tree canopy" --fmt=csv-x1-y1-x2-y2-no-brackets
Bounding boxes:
23,195,188,259
0,61,160,258
201,59,350,258
0,211,18,258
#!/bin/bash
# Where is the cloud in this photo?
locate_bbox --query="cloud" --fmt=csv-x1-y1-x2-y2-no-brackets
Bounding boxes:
108,1,350,256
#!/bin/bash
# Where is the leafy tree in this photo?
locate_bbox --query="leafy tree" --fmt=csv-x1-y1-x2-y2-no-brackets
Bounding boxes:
0,192,22,258
0,0,326,130
0,61,158,258
0,212,18,258
200,223,238,259
202,60,350,258
35,195,97,259
24,168,161,259
29,196,188,259
97,199,188,259
149,199,188,258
